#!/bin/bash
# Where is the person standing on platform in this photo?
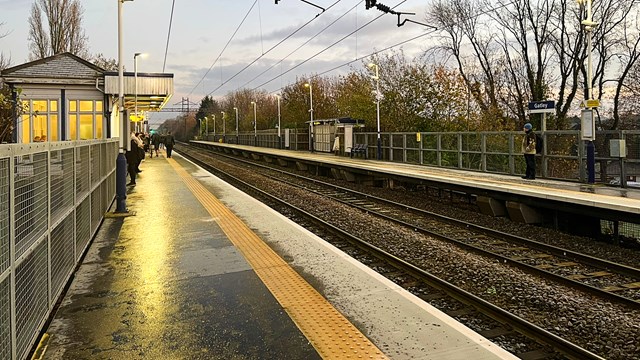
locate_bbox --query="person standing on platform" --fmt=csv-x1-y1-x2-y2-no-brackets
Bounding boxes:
521,123,536,180
125,135,140,186
165,131,175,158
151,132,160,157
133,132,144,172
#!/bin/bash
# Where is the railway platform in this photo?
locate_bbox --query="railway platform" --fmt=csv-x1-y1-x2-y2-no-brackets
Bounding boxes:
191,141,640,233
34,149,516,359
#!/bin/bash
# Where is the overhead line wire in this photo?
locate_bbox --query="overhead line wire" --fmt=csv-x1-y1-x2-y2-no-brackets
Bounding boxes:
187,0,258,97
251,0,408,91
238,0,362,91
314,0,519,79
263,30,434,95
162,0,176,72
261,0,518,94
204,0,342,98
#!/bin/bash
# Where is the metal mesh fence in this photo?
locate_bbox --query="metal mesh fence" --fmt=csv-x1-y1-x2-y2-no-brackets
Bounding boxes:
90,144,100,188
15,241,48,360
0,139,117,360
14,153,48,259
76,146,90,199
51,214,75,300
75,196,91,261
107,172,115,205
0,276,10,360
50,149,74,225
0,158,9,274
101,143,109,181
101,181,109,215
90,188,101,235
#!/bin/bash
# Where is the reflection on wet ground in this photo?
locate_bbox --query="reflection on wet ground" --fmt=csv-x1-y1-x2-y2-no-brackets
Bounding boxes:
42,153,319,359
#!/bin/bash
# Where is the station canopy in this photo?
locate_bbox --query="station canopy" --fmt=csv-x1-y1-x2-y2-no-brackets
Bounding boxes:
104,72,173,112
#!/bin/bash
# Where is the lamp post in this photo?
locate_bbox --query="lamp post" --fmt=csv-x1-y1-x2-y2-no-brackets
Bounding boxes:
234,106,239,144
578,0,598,184
304,81,314,152
211,114,215,140
368,63,382,160
134,52,141,133
115,0,133,213
251,101,257,146
276,94,281,149
203,116,208,139
221,111,226,142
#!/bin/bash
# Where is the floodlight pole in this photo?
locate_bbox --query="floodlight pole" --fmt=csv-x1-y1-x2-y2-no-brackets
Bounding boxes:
369,63,382,160
276,95,281,149
305,80,314,152
221,111,226,142
251,101,257,146
234,107,239,144
580,0,597,184
115,0,129,213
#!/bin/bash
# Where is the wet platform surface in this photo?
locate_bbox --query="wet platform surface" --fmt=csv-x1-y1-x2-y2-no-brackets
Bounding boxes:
42,152,320,359
39,149,517,360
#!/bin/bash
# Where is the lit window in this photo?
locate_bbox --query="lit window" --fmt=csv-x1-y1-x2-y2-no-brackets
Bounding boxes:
69,115,77,140
22,115,30,144
33,115,47,141
96,114,104,139
79,101,93,112
21,99,59,143
33,100,48,113
69,100,103,140
49,115,59,141
80,114,93,140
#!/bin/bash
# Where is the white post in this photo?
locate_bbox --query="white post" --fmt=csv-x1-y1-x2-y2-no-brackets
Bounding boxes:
115,0,130,213
234,106,239,144
119,2,126,151
134,53,138,133
306,80,314,152
277,95,281,149
369,63,381,160
580,0,597,183
221,111,226,142
252,101,257,146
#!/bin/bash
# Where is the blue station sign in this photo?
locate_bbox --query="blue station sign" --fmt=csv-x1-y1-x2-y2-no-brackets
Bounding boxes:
528,100,555,114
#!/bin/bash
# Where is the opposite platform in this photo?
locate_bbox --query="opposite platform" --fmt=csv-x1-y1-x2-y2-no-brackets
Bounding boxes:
38,149,516,359
191,141,640,223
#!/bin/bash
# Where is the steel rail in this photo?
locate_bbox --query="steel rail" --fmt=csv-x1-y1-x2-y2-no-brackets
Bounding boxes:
187,142,640,308
177,143,605,360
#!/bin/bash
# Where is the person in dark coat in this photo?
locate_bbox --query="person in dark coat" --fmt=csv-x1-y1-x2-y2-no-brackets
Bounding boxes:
151,132,160,157
521,123,537,180
165,132,176,158
125,136,140,185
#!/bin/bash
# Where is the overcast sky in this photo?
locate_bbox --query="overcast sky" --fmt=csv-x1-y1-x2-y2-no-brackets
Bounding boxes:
1,0,436,123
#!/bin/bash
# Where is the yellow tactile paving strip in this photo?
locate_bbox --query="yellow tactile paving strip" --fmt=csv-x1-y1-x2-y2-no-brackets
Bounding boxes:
168,158,388,360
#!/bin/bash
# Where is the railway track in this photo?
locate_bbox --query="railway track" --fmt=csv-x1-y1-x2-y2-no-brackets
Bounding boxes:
184,143,640,309
176,143,607,360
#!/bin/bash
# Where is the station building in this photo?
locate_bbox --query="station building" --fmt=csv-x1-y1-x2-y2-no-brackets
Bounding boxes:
0,52,173,143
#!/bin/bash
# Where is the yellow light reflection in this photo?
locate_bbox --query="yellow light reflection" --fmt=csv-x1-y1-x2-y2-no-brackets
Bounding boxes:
128,189,173,348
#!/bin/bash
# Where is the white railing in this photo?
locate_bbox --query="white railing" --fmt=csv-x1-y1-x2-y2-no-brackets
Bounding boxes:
0,139,117,360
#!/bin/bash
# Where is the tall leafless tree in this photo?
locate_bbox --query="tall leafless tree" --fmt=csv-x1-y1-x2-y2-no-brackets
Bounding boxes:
427,0,640,130
28,0,89,60
0,22,11,69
